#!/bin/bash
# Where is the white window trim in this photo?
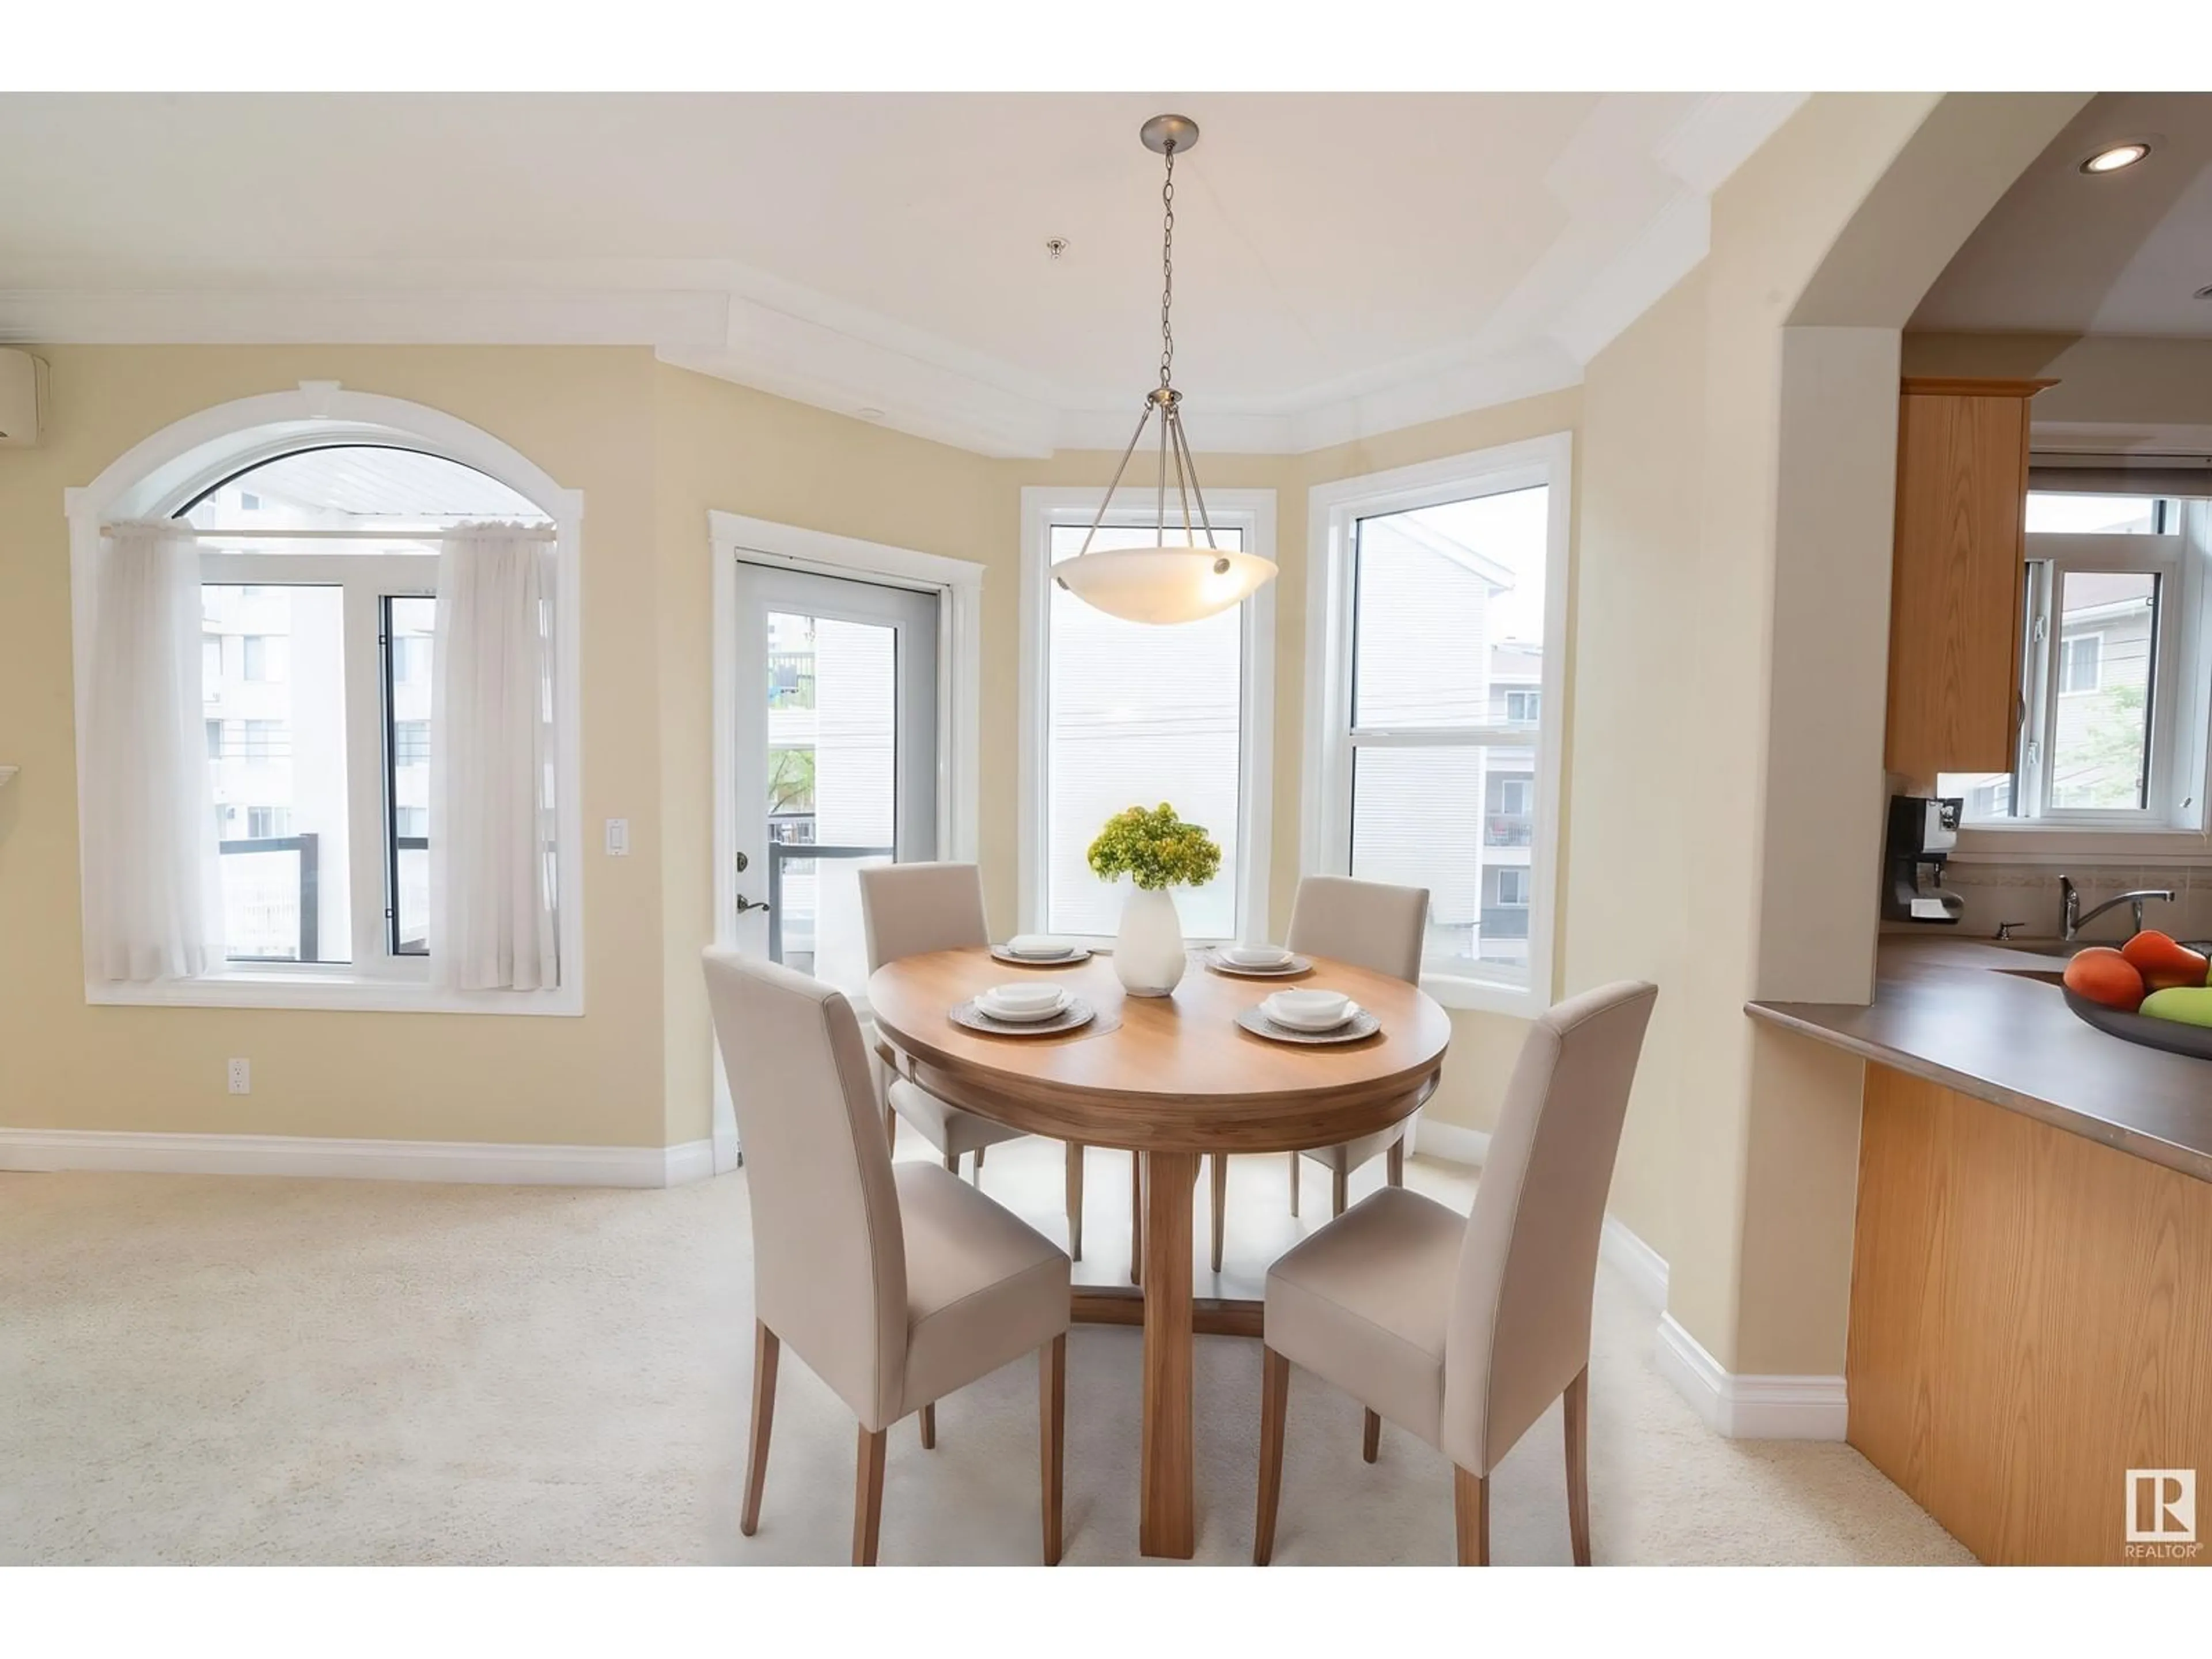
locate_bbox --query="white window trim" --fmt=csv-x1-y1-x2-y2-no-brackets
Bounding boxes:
1017,486,1277,948
1951,507,2206,848
66,382,585,1017
1302,434,1571,1018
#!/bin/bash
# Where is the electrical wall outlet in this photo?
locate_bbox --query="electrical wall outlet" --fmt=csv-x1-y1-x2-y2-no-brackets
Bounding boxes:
226,1058,251,1095
604,817,630,856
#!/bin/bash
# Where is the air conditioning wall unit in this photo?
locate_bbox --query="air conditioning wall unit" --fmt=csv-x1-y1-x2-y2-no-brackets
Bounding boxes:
0,349,47,447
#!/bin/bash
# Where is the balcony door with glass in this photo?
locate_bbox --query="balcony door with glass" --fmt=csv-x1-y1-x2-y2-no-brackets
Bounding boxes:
728,563,938,1004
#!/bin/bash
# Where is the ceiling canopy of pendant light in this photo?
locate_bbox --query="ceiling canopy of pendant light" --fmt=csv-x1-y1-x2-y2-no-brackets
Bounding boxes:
1052,114,1278,626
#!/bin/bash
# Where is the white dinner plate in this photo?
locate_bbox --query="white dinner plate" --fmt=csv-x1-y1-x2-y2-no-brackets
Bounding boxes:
1263,989,1359,1032
977,985,1070,1024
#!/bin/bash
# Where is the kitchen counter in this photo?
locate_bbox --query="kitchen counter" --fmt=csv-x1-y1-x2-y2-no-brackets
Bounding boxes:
1757,935,2212,1565
1748,936,2212,1184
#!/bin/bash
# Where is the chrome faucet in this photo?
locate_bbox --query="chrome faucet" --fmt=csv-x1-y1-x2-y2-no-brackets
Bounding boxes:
2059,874,2176,941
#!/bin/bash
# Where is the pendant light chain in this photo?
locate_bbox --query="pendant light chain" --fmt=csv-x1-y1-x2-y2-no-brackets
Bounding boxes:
1159,142,1177,392
1061,115,1252,593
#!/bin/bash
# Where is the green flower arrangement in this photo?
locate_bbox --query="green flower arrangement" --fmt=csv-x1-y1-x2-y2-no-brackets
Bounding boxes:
1087,802,1222,892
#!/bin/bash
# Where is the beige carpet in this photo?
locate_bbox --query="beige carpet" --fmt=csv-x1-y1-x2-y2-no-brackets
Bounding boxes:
0,1141,1971,1566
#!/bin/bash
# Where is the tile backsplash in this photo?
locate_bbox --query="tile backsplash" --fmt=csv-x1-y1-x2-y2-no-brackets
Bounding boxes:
1909,862,2212,944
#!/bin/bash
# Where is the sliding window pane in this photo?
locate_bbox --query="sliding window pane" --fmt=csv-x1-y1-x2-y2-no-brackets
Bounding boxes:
1046,524,1244,939
1353,486,1548,729
202,584,350,963
2048,570,2156,809
1351,744,1532,984
385,596,435,954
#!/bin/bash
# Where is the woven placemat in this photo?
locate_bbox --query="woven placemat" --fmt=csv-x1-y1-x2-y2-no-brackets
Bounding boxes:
988,944,1092,968
1233,1002,1380,1046
950,995,1099,1037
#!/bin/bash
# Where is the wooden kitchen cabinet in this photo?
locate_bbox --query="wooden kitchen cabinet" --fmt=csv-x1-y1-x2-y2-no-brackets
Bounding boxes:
1883,377,2054,779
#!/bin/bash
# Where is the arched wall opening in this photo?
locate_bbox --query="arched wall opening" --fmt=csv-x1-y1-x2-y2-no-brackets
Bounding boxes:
1723,94,2093,1382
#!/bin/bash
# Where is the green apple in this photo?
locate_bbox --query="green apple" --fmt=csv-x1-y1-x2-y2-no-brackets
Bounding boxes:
2138,986,2212,1026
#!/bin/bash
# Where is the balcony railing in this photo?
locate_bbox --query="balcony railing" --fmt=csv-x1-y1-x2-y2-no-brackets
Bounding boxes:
1483,813,1533,848
219,832,321,962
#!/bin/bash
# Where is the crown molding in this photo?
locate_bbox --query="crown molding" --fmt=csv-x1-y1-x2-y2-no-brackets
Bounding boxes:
0,93,1805,461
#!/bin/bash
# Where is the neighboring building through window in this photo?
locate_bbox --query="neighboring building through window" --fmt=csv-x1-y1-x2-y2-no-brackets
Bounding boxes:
1941,491,2196,826
188,446,551,967
1306,437,1569,1010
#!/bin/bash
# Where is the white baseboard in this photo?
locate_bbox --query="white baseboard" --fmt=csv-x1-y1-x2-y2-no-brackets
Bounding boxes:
1413,1122,1840,1440
0,1127,719,1190
1654,1312,1848,1441
1409,1117,1488,1167
1599,1215,1669,1309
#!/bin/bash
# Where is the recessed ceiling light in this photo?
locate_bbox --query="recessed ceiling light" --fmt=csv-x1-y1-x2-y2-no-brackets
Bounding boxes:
855,407,886,421
2081,142,2151,174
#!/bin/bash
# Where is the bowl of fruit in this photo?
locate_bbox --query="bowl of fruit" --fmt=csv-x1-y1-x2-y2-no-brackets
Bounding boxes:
2059,930,2212,1059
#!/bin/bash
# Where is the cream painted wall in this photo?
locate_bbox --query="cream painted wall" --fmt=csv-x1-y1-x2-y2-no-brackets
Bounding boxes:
0,343,1577,1157
0,346,671,1148
1561,270,1707,1266
649,362,1005,1145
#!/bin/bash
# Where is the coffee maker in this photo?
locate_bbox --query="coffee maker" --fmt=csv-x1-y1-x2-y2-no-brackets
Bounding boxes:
1884,794,1964,924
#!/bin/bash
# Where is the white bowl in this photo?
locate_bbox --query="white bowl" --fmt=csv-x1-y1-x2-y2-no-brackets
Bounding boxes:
1005,933,1076,960
1219,941,1291,968
979,983,1070,1023
1263,988,1355,1032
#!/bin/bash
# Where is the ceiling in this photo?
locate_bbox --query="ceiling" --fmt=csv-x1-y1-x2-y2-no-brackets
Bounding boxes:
0,92,1804,456
1914,92,2212,337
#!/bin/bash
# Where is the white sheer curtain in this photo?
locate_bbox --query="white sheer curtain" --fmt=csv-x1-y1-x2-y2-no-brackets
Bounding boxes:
430,525,560,991
82,522,223,981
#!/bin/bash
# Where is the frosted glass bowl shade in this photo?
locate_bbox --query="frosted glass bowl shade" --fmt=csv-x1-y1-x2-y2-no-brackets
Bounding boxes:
1054,544,1277,624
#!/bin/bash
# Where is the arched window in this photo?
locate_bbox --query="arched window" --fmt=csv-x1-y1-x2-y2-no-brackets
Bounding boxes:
70,389,582,1013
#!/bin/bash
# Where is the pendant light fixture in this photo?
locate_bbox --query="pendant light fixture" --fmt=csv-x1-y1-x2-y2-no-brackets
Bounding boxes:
1054,114,1278,626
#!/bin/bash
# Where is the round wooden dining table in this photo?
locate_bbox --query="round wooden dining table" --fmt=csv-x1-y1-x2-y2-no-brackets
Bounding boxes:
867,945,1452,1559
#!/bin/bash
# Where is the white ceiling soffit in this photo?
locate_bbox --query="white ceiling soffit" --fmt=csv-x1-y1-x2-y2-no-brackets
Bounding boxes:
1914,92,2212,338
0,92,1804,458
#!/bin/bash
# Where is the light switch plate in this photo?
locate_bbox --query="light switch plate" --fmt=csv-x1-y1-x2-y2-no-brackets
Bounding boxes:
604,818,630,856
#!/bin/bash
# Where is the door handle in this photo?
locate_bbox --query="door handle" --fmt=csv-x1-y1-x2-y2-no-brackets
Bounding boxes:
735,893,771,915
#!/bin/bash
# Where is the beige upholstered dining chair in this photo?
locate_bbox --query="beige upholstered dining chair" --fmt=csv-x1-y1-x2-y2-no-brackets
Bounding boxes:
704,949,1072,1566
859,862,1094,1262
1205,875,1432,1274
1252,979,1657,1566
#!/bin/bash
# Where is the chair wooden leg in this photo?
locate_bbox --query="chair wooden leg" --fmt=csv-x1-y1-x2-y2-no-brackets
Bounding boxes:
1129,1150,1144,1285
974,1145,986,1187
1254,1346,1290,1565
919,1402,936,1450
1066,1142,1085,1262
1565,1365,1592,1565
1387,1136,1405,1187
883,1103,897,1153
1209,1153,1228,1274
853,1424,888,1566
740,1321,779,1537
1331,1167,1349,1218
1362,1408,1381,1464
1040,1333,1066,1566
1287,1150,1300,1217
943,1149,958,1175
1453,1466,1490,1566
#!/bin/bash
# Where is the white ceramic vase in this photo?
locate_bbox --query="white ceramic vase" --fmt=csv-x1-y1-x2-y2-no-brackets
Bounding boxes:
1113,883,1187,997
